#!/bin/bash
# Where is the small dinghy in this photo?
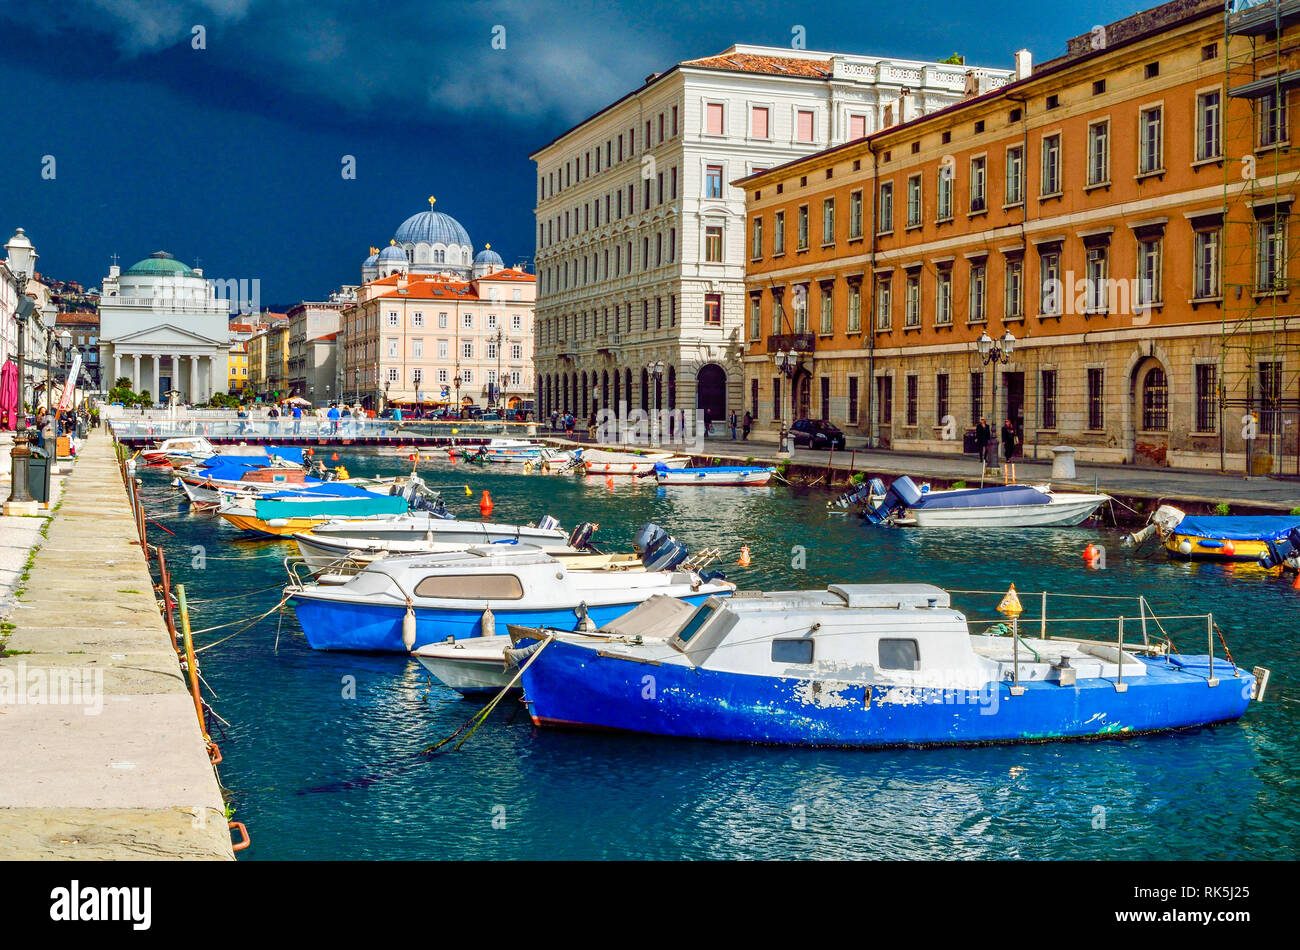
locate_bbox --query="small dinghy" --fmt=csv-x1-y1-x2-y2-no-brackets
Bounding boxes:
413,593,697,697
576,448,690,476
654,463,773,486
285,537,732,652
1126,504,1300,562
142,436,217,466
509,583,1268,748
861,476,1107,527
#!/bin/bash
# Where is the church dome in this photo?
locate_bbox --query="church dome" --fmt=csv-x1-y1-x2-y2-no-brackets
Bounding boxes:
474,245,504,269
125,251,195,277
363,249,379,267
394,199,471,247
377,244,407,262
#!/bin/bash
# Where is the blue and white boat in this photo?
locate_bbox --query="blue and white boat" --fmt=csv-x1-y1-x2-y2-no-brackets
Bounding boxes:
510,584,1266,748
287,544,734,652
653,464,774,486
856,476,1107,527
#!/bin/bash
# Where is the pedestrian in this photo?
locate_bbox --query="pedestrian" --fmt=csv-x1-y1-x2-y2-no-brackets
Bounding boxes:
327,403,340,435
291,403,302,434
551,409,558,432
729,409,738,440
742,411,752,440
587,410,597,440
1001,419,1018,462
975,416,992,466
703,408,712,437
268,404,279,434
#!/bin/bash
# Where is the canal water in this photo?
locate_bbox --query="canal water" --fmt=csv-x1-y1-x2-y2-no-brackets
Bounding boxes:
137,451,1297,860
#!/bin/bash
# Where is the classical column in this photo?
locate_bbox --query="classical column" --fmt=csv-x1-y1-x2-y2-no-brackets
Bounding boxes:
153,353,161,400
207,354,218,402
172,353,181,397
190,355,199,404
113,352,121,387
130,353,140,391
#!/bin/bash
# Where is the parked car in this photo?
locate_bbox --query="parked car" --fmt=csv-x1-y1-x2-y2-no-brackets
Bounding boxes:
479,412,503,422
790,418,846,450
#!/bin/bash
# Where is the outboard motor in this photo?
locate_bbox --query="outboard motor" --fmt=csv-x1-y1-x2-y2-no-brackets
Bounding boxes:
537,514,561,533
566,521,598,551
633,522,668,556
1259,527,1300,569
861,475,923,524
643,533,690,572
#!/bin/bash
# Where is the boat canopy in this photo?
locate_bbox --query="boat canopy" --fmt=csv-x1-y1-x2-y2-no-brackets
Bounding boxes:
199,446,306,467
1176,515,1300,542
654,463,771,475
252,494,407,520
913,484,1049,510
263,483,376,499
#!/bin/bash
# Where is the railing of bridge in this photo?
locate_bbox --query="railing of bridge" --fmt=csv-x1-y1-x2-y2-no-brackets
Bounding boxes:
108,418,540,441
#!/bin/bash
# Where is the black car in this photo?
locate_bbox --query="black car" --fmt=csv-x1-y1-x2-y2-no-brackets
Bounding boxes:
790,418,846,450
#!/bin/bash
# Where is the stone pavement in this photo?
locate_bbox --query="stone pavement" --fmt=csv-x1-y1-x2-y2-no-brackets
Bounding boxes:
0,434,233,859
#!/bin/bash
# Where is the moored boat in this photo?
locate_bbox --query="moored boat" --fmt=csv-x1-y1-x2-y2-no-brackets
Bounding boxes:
1126,504,1300,562
654,464,774,486
306,511,568,547
510,583,1267,748
142,436,217,466
577,447,690,476
862,476,1108,527
217,487,414,536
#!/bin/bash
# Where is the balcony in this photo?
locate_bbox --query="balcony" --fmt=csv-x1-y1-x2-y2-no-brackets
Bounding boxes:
766,333,815,354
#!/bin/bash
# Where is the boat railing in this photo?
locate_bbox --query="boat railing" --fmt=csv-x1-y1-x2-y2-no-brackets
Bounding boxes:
952,588,1227,690
283,554,370,589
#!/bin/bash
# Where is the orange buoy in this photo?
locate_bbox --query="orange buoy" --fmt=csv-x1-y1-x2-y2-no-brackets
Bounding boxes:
409,453,417,461
448,449,456,461
1222,541,1235,558
479,489,493,517
1083,543,1097,562
1292,571,1300,590
331,452,339,461
605,475,615,488
305,448,314,456
737,544,752,567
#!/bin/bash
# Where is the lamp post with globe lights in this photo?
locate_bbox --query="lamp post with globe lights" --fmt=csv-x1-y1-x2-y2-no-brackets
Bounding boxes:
976,329,1016,468
5,229,38,512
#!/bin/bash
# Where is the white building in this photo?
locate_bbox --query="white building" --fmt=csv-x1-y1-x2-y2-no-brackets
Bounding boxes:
530,45,1013,426
98,251,232,403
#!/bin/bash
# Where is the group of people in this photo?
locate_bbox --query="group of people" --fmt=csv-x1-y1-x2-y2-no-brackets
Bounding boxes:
973,417,1021,466
727,409,754,441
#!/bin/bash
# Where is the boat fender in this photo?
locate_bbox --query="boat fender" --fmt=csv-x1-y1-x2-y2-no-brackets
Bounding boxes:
700,569,727,584
402,603,417,650
267,518,289,528
1178,539,1193,556
481,606,496,638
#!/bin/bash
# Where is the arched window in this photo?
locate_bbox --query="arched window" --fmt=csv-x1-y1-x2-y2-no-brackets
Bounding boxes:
1142,367,1168,431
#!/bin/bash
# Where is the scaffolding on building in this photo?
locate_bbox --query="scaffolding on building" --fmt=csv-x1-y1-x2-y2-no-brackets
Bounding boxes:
1221,0,1300,476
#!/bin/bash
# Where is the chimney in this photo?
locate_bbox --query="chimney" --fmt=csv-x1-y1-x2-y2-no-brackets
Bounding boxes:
397,274,408,294
1014,49,1032,81
963,69,992,99
897,88,915,123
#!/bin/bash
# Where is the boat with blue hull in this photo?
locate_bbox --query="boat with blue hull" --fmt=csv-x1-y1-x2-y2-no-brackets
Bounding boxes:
510,584,1266,748
286,544,734,652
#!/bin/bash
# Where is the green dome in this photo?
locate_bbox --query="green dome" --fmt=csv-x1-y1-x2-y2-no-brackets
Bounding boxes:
124,251,195,277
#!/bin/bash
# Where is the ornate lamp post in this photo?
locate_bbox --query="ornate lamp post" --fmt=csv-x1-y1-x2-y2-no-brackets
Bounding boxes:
5,229,37,511
492,329,504,410
454,368,463,418
976,329,1016,467
773,348,798,455
645,360,665,410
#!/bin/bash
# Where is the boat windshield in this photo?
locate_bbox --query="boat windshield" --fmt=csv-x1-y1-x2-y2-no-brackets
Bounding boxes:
676,605,715,644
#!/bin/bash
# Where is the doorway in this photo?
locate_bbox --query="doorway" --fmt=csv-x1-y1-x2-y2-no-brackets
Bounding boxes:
696,363,727,425
1001,371,1024,439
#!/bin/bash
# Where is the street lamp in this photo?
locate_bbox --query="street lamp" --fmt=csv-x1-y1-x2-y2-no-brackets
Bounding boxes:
773,348,799,453
5,228,37,510
975,329,1016,468
492,329,504,410
645,360,665,410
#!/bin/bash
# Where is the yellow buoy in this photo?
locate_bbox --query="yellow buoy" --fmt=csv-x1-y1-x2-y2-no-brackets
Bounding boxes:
737,544,752,567
997,584,1024,617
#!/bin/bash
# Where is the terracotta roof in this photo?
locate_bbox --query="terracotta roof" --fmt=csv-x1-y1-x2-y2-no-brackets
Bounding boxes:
316,332,340,342
682,52,832,78
476,268,535,282
376,278,479,301
55,312,99,325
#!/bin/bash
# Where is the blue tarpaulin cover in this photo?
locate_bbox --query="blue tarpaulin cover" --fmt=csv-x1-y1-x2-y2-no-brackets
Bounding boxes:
912,484,1050,510
1174,515,1300,542
264,483,376,499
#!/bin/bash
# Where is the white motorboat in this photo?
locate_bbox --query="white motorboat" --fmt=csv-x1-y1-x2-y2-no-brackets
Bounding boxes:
862,476,1108,528
142,436,217,466
307,511,571,546
654,464,774,486
576,447,690,476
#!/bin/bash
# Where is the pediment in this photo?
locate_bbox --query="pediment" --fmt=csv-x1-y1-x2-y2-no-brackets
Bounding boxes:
107,323,226,347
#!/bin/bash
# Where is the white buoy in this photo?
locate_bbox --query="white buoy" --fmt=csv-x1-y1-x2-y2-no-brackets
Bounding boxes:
481,606,496,638
402,605,417,650
1178,539,1193,556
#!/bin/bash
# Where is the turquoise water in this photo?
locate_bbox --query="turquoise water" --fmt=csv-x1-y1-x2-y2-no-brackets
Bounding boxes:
137,452,1298,860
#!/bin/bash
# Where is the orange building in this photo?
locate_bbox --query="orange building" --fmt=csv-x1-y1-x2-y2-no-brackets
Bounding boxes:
741,0,1299,473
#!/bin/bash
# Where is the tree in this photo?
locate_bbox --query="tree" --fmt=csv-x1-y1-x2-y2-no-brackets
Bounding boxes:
938,52,965,65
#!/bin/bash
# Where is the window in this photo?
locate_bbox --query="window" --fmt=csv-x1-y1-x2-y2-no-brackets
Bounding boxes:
705,225,723,262
970,371,984,425
1196,364,1217,432
412,338,424,358
438,368,448,384
486,313,498,329
485,340,498,360
850,114,867,138
772,639,814,664
1259,87,1288,147
463,341,474,360
879,638,919,671
822,198,835,244
935,373,949,425
1085,247,1108,312
463,313,474,328
412,312,424,328
905,272,921,328
1039,250,1062,315
704,293,722,326
1046,94,1060,110
906,174,922,227
387,367,399,383
1144,61,1159,80
751,216,763,259
847,282,862,333
1093,79,1106,96
751,377,760,419
1005,145,1024,205
820,376,831,421
874,277,891,330
1088,368,1104,430
412,367,423,385
1142,367,1168,431
1197,91,1222,160
462,368,472,384
387,311,399,327
935,268,953,325
438,340,449,358
792,285,808,334
705,164,723,198
1194,227,1221,299
819,285,834,334
773,377,782,420
936,165,953,221
511,314,522,330
876,376,892,424
772,293,784,332
848,376,859,424
796,109,815,143
905,375,918,426
1139,106,1163,174
751,106,770,139
386,337,399,358
969,261,987,322
875,184,891,233
511,343,522,361
969,156,986,212
1137,237,1163,307
1041,134,1061,194
749,296,761,340
773,211,786,255
1087,120,1109,185
1260,361,1283,434
1256,215,1287,292
797,206,809,249
1040,369,1057,428
705,102,724,135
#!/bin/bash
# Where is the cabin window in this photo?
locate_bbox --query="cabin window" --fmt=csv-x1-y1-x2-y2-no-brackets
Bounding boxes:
676,605,715,643
878,638,920,671
771,639,814,664
413,574,525,600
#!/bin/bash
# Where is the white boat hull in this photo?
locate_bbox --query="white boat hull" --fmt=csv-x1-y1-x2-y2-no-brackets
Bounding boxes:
413,636,515,695
907,493,1108,527
657,470,772,486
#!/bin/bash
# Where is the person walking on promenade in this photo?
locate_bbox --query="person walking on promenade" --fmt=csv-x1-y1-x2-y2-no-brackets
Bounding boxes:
1001,419,1018,463
742,411,752,441
729,409,738,440
327,403,340,435
551,409,558,432
268,404,279,434
292,403,302,434
975,417,992,467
